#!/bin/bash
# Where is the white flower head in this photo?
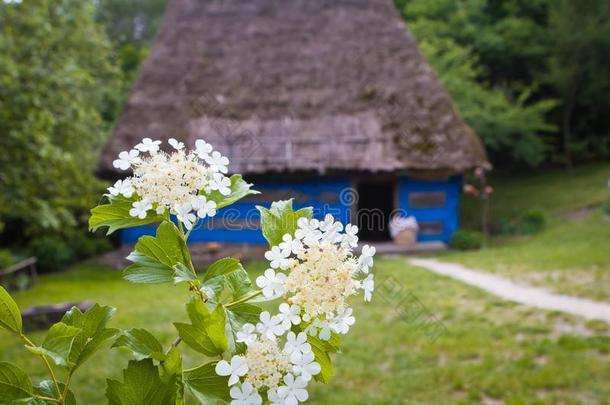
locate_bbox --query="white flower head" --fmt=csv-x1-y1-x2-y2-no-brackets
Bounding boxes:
134,137,162,154
236,323,257,346
295,218,321,246
277,303,301,330
256,311,287,340
174,202,196,230
168,137,185,150
279,233,303,256
283,332,311,356
112,149,140,171
330,307,355,334
290,351,321,382
211,172,231,196
129,199,152,219
276,374,309,404
194,139,213,160
264,246,291,270
229,382,262,405
191,195,217,219
362,274,374,302
215,355,248,386
205,150,229,173
319,214,344,243
256,269,287,298
358,244,376,273
107,179,134,198
343,223,359,247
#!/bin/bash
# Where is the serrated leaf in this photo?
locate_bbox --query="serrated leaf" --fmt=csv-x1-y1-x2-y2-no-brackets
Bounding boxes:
124,221,192,284
183,362,230,404
89,195,163,235
106,359,176,405
160,347,184,405
256,199,313,246
174,299,227,356
173,263,197,284
200,258,251,304
35,380,76,405
206,174,259,209
113,329,165,361
0,362,33,402
0,286,21,334
26,323,82,368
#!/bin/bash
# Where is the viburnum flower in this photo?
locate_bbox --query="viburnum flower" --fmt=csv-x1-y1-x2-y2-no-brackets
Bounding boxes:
290,351,321,382
229,382,262,405
191,195,217,219
283,332,310,356
343,223,359,247
113,149,140,171
279,234,303,256
168,137,184,150
129,200,152,219
362,274,374,302
174,203,196,230
277,303,301,329
359,244,376,272
195,139,213,159
206,150,230,173
135,137,162,153
277,374,309,404
294,218,321,245
237,323,257,346
265,246,291,270
305,318,332,341
243,337,291,390
211,172,231,195
256,311,286,340
256,269,287,298
216,355,249,386
107,179,134,198
329,307,355,334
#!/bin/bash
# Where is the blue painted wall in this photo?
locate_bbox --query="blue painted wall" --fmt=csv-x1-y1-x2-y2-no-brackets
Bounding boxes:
121,175,462,245
397,176,462,243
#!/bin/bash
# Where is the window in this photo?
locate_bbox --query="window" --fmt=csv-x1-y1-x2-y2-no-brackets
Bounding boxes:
418,221,444,235
409,192,446,209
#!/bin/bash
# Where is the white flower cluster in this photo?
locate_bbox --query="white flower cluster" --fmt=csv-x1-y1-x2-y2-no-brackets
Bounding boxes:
216,215,376,404
109,138,231,230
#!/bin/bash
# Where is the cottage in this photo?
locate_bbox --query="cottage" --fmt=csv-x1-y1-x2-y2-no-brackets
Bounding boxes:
101,0,490,245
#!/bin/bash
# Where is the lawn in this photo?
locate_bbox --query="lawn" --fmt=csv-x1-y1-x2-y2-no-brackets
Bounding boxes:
1,258,609,404
451,163,610,301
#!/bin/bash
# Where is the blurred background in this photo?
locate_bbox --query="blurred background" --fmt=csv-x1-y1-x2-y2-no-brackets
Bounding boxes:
0,0,609,404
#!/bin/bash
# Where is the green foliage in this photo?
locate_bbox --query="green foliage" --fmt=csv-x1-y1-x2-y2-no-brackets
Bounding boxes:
257,199,313,246
173,298,227,357
500,209,549,235
200,258,252,305
0,249,13,269
450,230,484,251
113,329,165,361
0,285,22,334
0,0,118,241
0,362,33,402
207,175,260,209
183,362,231,404
89,196,164,235
106,359,177,405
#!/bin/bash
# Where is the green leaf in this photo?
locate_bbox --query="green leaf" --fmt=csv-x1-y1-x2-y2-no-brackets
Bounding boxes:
200,258,252,304
183,362,230,404
106,359,177,405
159,347,184,405
256,199,313,246
224,303,261,354
173,298,227,356
0,362,33,402
26,323,82,368
113,329,166,361
35,380,76,405
207,174,259,209
0,286,21,334
173,263,196,284
292,323,340,383
124,221,192,284
89,195,163,235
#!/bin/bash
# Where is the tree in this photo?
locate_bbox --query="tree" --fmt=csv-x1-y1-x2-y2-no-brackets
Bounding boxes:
0,0,118,242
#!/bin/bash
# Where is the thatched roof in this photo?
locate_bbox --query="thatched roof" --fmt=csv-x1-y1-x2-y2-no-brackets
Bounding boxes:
101,0,489,176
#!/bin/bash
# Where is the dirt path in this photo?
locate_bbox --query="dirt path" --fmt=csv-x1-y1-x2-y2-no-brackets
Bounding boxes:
410,258,610,323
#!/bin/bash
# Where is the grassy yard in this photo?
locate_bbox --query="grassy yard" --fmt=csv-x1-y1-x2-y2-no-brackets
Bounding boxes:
1,258,609,404
452,163,610,301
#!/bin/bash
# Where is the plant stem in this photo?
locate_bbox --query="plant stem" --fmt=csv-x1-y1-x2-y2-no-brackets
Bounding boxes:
35,395,61,403
225,289,263,308
21,334,63,401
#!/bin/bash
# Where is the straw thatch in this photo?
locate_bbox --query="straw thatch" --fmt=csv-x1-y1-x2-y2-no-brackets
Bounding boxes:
101,0,489,176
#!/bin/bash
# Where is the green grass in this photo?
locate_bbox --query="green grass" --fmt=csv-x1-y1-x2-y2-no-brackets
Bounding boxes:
2,259,609,404
453,162,610,301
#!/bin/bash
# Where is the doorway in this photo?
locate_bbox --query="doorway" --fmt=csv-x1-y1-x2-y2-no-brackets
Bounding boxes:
356,181,394,241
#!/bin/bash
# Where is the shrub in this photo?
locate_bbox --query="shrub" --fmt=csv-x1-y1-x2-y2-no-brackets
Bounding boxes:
499,208,548,235
0,249,13,269
27,235,75,271
450,230,484,250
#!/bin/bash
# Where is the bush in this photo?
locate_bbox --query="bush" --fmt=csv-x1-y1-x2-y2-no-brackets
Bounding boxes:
450,230,484,250
499,208,548,235
0,249,13,269
27,232,113,271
